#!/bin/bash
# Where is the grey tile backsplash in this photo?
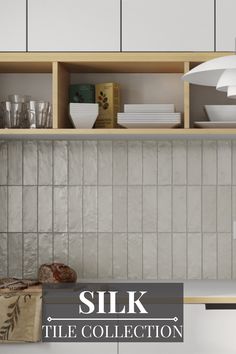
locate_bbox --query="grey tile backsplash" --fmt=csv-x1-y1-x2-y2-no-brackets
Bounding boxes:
1,139,236,280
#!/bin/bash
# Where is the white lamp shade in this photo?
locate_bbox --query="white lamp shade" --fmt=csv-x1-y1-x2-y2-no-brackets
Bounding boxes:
227,86,236,99
182,55,236,86
216,69,236,92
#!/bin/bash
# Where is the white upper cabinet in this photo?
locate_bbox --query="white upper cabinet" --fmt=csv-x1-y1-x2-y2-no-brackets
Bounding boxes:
122,0,214,51
216,0,236,51
0,0,26,51
28,0,120,51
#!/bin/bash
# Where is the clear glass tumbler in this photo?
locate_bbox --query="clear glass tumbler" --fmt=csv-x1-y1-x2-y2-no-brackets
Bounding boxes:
1,101,25,128
26,101,49,129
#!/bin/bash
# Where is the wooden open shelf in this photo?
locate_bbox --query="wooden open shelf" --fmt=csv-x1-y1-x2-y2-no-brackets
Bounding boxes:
0,52,234,138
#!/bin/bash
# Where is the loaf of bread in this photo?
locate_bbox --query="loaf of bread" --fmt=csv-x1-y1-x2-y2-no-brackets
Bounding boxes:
38,263,77,283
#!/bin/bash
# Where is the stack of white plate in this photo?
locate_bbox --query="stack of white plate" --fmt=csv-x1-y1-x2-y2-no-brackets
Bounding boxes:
118,104,181,128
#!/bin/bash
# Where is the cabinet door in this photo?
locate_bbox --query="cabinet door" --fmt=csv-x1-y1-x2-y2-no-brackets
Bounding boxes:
0,0,26,51
216,0,236,51
119,305,236,354
28,0,120,51
122,0,214,51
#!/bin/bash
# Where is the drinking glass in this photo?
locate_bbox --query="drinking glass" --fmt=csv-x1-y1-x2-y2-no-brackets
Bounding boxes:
26,101,49,128
1,101,24,128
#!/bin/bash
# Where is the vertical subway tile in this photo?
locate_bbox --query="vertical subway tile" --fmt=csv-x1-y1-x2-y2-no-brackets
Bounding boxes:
98,186,112,232
83,141,97,185
143,233,157,279
218,141,231,185
38,186,52,232
8,186,22,232
69,233,83,278
158,141,172,185
38,233,53,265
143,141,157,185
83,233,98,279
98,141,112,185
158,233,172,280
202,186,217,232
173,233,187,279
187,186,201,233
113,141,128,185
143,186,157,232
113,233,127,279
203,233,217,279
232,186,236,221
158,186,171,232
53,141,68,185
23,233,37,278
128,141,142,185
54,233,68,264
8,233,22,278
187,233,202,279
68,186,82,232
187,140,202,185
38,141,53,185
217,186,231,232
8,141,22,185
0,187,7,232
203,140,217,185
83,186,97,232
233,141,236,185
23,141,37,185
113,186,127,232
128,233,142,279
98,233,112,279
173,186,186,232
218,233,232,280
68,141,83,185
23,186,37,232
0,233,7,277
173,141,187,185
54,187,68,232
0,142,7,185
128,186,142,232
233,240,236,279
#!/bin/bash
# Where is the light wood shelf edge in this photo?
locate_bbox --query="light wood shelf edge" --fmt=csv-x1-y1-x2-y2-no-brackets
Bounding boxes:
184,62,190,129
184,297,236,304
1,128,236,137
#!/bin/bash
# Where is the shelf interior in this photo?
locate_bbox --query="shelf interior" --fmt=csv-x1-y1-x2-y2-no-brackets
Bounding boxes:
0,52,234,136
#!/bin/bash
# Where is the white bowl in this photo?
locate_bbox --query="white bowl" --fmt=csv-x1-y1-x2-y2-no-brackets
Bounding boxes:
205,105,236,122
69,103,98,128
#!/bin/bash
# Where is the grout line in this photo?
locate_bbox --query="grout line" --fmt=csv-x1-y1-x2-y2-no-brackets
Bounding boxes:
216,140,219,280
36,141,39,274
156,141,159,280
186,141,188,280
82,141,84,279
21,142,24,278
201,140,204,279
6,142,9,277
126,141,128,280
96,140,98,279
171,140,173,280
52,141,55,263
141,141,144,280
66,141,69,266
111,141,114,279
231,140,234,279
